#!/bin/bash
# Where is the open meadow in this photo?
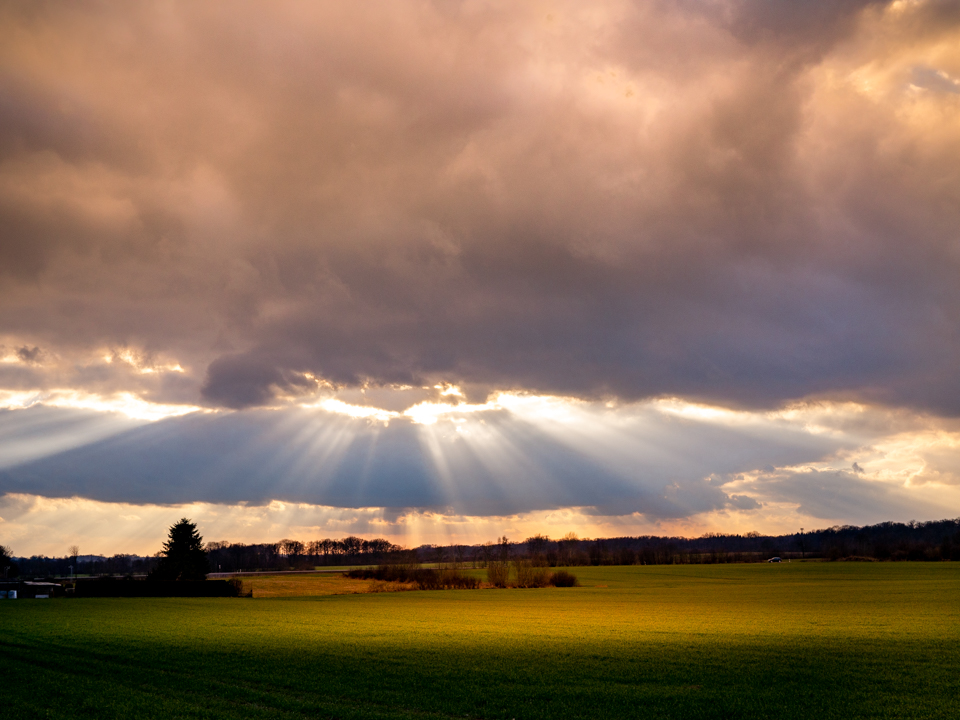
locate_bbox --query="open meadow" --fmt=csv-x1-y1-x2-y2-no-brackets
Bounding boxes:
2,563,958,719
225,571,412,598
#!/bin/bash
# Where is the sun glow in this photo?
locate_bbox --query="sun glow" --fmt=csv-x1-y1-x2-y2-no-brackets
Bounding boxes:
654,398,748,424
105,349,186,375
0,389,204,421
0,492,659,556
403,398,496,425
311,390,500,425
317,399,397,423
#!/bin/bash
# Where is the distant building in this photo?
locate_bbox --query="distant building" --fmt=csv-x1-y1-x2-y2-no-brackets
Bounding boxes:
0,580,63,598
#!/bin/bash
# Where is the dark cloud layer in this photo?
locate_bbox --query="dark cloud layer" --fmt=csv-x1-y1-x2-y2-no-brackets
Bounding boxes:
2,1,960,413
748,468,946,522
0,404,840,518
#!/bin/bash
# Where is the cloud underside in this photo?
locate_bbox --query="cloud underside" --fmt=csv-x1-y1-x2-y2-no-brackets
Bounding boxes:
0,1,959,414
0,402,949,525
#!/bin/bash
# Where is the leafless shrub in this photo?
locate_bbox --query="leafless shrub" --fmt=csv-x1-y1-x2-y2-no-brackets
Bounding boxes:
549,570,580,587
347,564,479,590
514,560,551,588
487,560,510,588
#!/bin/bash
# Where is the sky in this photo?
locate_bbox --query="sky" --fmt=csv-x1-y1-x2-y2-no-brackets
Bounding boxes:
2,0,960,556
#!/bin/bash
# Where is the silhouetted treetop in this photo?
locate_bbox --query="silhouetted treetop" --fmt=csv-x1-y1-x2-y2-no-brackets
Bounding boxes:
150,518,209,581
1,544,19,578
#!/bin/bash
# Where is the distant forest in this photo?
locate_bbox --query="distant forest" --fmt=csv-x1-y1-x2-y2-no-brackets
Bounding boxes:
7,517,960,578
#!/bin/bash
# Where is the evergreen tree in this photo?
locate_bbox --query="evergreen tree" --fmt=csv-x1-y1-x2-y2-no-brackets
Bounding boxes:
150,518,209,581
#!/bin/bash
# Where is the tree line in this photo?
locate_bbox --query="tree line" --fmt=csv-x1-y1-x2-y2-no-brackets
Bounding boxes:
3,547,156,578
5,517,959,578
394,519,960,568
509,519,960,566
206,536,411,572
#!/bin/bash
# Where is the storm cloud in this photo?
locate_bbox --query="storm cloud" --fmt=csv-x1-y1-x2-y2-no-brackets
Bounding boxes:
1,1,959,413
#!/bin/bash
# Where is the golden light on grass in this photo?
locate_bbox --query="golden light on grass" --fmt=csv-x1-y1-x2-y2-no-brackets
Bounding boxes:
227,572,413,599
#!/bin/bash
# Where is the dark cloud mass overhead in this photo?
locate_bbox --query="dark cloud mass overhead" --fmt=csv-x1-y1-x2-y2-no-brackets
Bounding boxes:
1,0,960,414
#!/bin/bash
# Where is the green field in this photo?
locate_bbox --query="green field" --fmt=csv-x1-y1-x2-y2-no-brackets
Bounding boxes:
2,563,958,719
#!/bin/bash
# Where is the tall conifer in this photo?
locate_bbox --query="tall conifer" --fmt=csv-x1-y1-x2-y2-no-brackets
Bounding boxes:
150,518,209,581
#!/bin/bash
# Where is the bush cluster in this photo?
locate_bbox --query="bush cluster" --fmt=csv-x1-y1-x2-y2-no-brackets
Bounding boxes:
514,560,552,588
486,561,580,588
346,565,480,590
486,561,510,588
347,563,580,590
226,577,252,596
549,570,580,587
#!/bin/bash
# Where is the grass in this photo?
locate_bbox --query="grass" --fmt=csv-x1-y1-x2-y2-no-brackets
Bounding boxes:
224,572,412,598
2,563,958,719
